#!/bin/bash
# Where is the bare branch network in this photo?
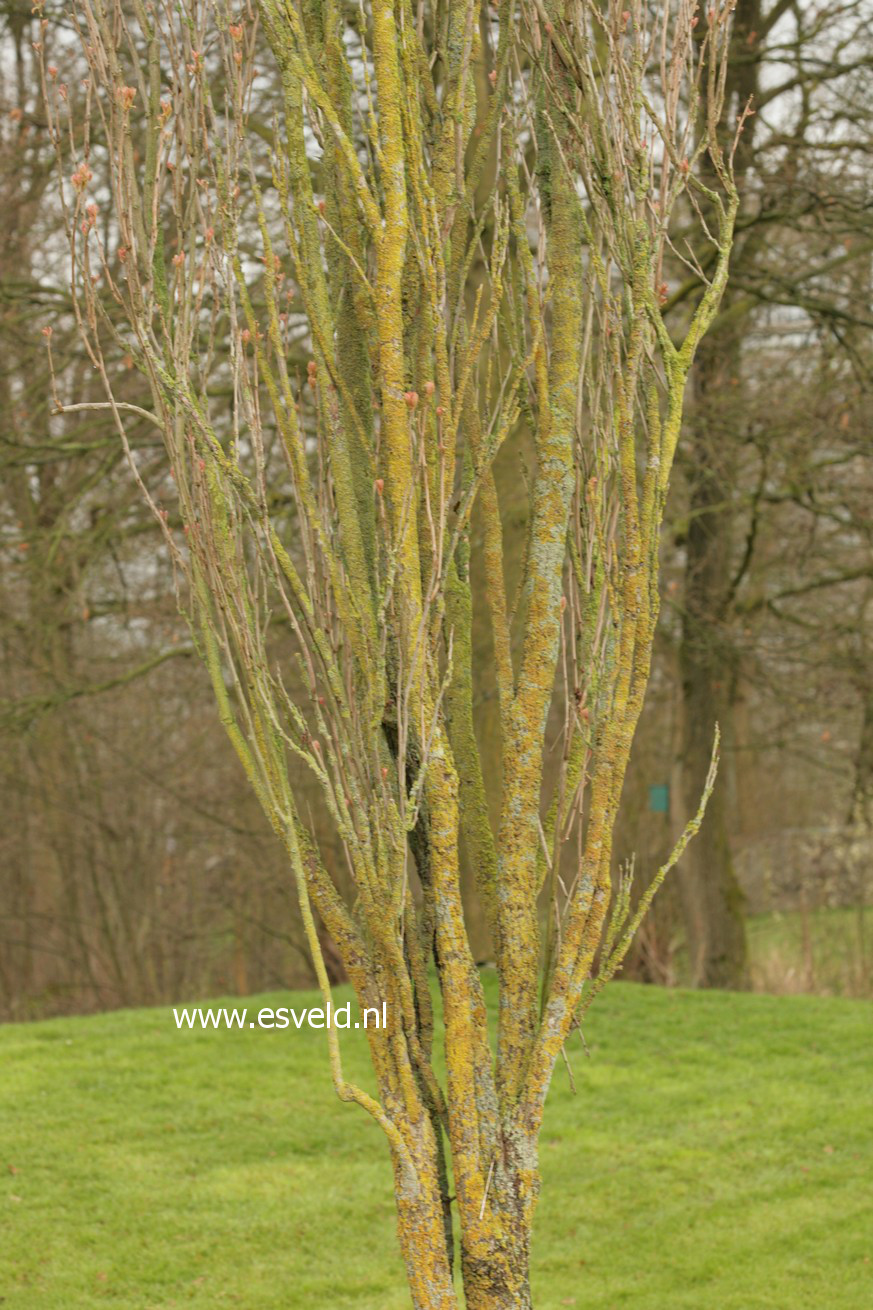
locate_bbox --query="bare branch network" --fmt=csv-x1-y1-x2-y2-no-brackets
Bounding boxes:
40,0,738,1303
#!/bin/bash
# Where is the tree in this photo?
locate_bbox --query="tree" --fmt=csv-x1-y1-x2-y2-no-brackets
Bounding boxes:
1,0,344,1017
662,0,873,987
44,0,739,1302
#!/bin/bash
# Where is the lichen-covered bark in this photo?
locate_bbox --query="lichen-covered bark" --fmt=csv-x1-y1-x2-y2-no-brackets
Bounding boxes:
496,52,582,1107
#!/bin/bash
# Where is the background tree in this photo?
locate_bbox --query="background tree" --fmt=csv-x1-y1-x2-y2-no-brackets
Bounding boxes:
0,0,337,1014
618,0,873,988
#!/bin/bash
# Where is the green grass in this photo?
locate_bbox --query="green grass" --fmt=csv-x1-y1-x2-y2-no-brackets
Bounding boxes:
2,980,871,1308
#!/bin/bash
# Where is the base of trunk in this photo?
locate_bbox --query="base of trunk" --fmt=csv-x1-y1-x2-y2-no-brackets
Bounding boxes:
462,1251,532,1310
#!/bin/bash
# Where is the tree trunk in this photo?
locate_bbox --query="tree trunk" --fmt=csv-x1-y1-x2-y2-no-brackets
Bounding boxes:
848,674,873,984
391,1120,538,1310
850,678,873,831
676,0,759,989
462,1206,533,1310
392,1126,458,1310
679,335,749,990
462,1248,532,1310
461,1128,537,1310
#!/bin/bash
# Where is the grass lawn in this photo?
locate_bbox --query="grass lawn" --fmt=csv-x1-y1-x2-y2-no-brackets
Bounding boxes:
1,979,871,1308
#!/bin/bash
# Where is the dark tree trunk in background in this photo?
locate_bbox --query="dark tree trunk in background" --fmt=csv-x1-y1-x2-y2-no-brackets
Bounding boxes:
849,674,873,980
676,0,763,989
850,674,873,830
679,332,749,989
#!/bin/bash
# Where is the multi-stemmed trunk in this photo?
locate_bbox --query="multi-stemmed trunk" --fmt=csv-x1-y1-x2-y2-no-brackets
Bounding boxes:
393,1120,538,1310
53,5,739,1310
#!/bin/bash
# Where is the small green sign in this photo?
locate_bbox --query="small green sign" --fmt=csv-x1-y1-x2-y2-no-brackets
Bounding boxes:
648,783,669,814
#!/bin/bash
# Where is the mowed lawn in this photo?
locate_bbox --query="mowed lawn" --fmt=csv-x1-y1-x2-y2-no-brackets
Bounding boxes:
1,981,871,1309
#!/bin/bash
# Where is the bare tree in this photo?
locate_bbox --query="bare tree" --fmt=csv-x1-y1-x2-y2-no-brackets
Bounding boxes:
663,0,873,986
1,1,324,1015
42,0,739,1302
